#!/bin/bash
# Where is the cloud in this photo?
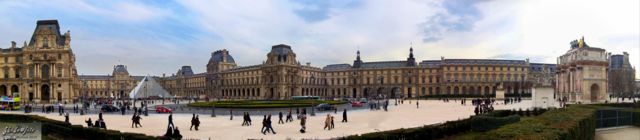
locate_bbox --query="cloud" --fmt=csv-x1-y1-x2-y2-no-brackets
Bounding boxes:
420,0,485,43
0,0,637,79
290,0,363,23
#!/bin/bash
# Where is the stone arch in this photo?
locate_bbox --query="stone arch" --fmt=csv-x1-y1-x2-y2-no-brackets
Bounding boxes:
363,87,370,98
462,87,468,95
485,86,491,95
590,84,599,102
376,87,385,98
454,87,460,95
41,84,50,103
352,88,357,98
10,85,18,97
391,87,401,98
0,85,6,96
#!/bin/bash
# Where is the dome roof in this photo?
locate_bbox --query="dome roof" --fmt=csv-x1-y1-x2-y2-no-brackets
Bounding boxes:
209,49,235,63
270,44,293,56
112,65,129,74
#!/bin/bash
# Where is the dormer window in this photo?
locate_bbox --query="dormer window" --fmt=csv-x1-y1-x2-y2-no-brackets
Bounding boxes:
43,37,49,48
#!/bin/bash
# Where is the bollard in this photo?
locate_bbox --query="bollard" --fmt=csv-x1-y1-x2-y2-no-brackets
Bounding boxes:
211,107,216,117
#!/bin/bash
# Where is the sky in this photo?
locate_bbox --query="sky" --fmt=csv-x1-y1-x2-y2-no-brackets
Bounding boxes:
0,0,638,78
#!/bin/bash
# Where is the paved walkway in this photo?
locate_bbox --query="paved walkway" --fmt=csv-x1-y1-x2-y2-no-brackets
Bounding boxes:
596,126,640,140
2,99,532,139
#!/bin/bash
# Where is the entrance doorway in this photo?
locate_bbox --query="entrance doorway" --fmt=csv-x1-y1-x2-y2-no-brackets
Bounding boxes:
41,85,50,103
590,84,599,102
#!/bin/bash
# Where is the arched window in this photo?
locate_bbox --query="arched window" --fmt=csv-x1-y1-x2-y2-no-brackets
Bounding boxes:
43,37,49,48
41,64,50,78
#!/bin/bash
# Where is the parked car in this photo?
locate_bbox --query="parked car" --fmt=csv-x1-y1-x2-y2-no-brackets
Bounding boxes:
315,103,336,111
101,105,119,112
351,101,363,107
359,98,368,103
156,106,172,113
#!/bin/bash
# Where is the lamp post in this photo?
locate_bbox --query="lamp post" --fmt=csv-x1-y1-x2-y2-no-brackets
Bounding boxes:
143,77,148,116
310,75,316,116
81,79,87,115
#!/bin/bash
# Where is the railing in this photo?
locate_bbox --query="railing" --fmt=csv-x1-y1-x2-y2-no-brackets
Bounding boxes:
594,109,634,129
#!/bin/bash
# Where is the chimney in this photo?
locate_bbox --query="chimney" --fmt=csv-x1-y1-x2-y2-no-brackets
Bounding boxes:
306,62,311,66
11,41,16,48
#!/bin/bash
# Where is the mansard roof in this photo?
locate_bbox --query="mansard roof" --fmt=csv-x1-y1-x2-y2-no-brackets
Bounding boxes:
113,65,129,74
441,59,527,66
419,60,441,68
29,20,66,46
271,44,294,56
178,66,194,76
322,64,351,71
360,61,407,68
529,63,557,72
79,75,111,80
210,50,235,63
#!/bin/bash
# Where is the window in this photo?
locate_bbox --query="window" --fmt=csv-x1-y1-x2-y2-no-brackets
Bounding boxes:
29,55,32,60
3,68,8,78
43,37,49,48
14,67,20,78
58,53,62,59
28,66,34,78
57,67,62,77
41,64,49,78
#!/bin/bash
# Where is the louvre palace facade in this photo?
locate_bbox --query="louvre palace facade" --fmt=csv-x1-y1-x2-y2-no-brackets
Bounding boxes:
2,20,560,102
0,20,79,103
159,44,556,100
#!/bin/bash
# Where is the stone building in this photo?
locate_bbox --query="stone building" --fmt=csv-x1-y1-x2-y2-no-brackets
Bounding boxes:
0,20,79,103
608,52,636,97
160,66,207,98
160,44,541,100
529,63,556,86
556,37,609,103
76,65,143,99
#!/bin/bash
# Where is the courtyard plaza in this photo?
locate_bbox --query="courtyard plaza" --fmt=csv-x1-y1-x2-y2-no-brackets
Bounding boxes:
2,99,533,139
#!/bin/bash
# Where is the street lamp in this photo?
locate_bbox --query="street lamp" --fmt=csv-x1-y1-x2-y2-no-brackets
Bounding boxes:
143,77,148,116
310,75,316,116
81,79,87,115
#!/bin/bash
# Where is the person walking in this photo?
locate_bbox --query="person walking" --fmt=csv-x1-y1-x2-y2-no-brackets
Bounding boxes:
247,112,252,126
194,115,200,131
132,113,137,128
341,109,347,123
286,110,293,122
241,113,248,126
324,114,331,130
416,101,419,108
299,114,307,133
266,114,276,134
134,114,142,128
330,116,335,130
190,114,196,130
278,112,284,124
229,109,233,120
168,112,174,128
64,112,70,124
261,115,268,134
